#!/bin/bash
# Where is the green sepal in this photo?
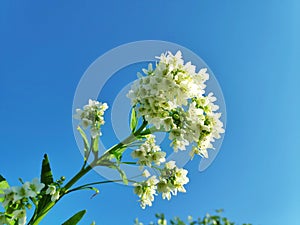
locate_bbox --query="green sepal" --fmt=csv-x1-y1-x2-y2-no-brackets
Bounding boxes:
77,126,90,160
130,107,138,132
62,210,87,225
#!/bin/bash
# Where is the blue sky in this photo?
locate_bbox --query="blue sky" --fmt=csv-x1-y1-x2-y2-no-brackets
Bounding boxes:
1,1,299,225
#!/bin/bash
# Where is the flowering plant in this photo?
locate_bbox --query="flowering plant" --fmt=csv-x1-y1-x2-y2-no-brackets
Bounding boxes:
0,51,224,225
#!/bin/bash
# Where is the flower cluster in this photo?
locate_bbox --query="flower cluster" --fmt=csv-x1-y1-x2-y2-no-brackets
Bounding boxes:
73,99,108,138
133,176,158,209
0,178,62,225
0,178,45,225
127,51,224,157
157,161,189,200
133,161,189,209
131,135,166,168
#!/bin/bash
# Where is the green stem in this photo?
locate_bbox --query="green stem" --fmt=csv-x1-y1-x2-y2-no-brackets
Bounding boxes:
29,120,148,225
97,120,148,163
67,179,138,194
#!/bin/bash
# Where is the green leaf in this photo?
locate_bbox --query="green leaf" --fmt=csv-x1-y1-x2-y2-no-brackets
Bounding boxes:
40,154,53,185
62,210,86,225
36,154,54,215
0,175,9,202
77,126,91,159
112,146,127,162
130,107,138,132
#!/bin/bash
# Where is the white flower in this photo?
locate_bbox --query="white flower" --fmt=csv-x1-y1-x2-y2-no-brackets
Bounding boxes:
0,188,15,208
46,184,60,202
73,99,108,138
142,169,151,178
12,184,35,202
134,176,158,209
131,135,166,168
12,209,26,225
28,178,45,194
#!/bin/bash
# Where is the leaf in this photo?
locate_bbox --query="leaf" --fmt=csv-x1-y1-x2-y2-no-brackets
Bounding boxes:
112,146,127,162
130,107,138,132
36,154,54,215
62,210,87,225
40,154,53,185
0,175,9,202
77,126,90,159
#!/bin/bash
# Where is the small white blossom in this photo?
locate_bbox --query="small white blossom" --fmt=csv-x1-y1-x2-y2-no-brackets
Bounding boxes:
46,184,60,202
12,209,26,225
142,169,151,178
12,185,35,202
0,188,15,208
28,178,45,194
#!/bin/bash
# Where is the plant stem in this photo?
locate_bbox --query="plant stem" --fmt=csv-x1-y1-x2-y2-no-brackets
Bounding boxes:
28,120,148,225
98,119,148,163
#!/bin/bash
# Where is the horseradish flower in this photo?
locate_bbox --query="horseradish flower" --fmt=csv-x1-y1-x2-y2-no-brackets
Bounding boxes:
73,99,108,138
142,169,151,178
12,185,36,202
25,178,45,195
0,188,15,208
46,184,60,202
12,209,26,225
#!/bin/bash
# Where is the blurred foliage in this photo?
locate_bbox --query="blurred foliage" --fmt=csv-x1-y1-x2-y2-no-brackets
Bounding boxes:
134,209,252,225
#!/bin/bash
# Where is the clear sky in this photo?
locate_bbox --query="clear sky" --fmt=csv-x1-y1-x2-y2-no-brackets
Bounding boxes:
1,1,299,225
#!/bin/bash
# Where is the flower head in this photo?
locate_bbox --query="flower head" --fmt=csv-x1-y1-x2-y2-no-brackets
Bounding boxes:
157,161,189,200
127,51,224,158
74,99,108,138
133,176,158,209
